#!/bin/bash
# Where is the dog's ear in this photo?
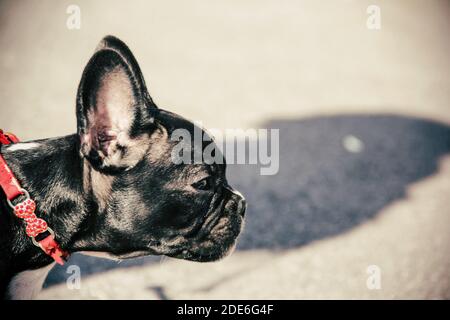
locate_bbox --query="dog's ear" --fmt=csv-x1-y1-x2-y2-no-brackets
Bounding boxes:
76,35,157,173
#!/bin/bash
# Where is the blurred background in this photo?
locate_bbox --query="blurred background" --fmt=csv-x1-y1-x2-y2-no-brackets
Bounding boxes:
0,0,449,299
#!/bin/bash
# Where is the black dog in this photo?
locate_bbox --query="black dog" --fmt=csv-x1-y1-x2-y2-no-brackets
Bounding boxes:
0,36,246,299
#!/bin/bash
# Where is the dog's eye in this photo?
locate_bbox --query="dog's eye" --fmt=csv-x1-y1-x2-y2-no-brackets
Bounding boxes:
192,177,213,191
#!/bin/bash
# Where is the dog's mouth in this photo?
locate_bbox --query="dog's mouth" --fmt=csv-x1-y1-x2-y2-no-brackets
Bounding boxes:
170,223,242,262
108,189,246,262
139,191,244,262
166,193,245,262
114,220,242,262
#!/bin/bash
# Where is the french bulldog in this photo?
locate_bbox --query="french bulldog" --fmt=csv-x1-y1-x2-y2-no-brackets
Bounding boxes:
0,36,246,299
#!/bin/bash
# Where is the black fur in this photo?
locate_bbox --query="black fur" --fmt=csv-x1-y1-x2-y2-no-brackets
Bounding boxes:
0,36,245,299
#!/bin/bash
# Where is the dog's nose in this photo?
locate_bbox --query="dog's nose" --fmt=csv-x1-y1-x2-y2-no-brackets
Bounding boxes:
237,197,246,217
224,184,247,218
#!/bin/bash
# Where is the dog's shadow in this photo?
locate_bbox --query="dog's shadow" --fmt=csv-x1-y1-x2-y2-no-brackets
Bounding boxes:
44,113,450,287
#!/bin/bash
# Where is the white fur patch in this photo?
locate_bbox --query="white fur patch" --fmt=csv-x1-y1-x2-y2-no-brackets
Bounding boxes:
8,263,55,300
5,142,41,152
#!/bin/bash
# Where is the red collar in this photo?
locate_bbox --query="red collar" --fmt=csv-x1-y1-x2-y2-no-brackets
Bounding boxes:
0,129,68,265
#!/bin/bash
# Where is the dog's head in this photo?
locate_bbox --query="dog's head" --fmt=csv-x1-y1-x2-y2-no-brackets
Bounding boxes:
72,36,245,262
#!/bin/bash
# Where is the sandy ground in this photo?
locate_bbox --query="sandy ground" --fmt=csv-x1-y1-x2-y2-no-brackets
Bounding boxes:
0,0,449,299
